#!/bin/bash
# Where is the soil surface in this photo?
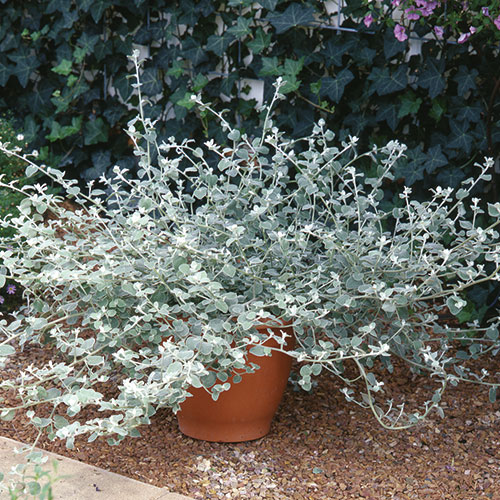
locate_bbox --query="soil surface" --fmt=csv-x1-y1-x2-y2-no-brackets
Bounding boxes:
1,343,500,500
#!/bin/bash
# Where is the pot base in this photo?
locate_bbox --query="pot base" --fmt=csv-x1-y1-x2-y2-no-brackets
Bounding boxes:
178,408,274,442
177,323,294,442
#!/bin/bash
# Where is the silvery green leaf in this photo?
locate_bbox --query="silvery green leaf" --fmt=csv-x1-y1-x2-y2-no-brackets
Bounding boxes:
446,296,466,316
222,263,236,278
489,387,497,403
311,364,322,376
166,361,182,375
350,336,363,348
194,187,207,199
487,203,500,217
25,164,38,177
53,415,69,429
121,282,136,295
215,300,228,313
366,372,377,386
381,302,396,313
201,372,216,388
486,327,499,341
336,294,351,307
0,345,15,356
0,409,15,421
250,345,270,357
228,129,240,141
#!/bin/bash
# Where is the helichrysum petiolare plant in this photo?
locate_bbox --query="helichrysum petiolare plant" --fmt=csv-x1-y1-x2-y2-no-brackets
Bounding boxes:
0,51,498,485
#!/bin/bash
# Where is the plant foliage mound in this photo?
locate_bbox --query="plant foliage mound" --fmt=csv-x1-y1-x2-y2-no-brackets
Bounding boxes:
0,55,499,473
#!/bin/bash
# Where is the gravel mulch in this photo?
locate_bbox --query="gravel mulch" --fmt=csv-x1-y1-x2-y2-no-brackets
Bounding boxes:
1,342,500,500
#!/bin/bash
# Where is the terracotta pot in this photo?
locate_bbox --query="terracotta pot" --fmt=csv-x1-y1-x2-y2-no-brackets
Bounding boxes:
176,320,295,442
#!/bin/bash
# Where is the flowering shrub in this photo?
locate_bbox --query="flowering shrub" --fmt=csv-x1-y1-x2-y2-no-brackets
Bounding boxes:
361,0,500,44
0,54,499,489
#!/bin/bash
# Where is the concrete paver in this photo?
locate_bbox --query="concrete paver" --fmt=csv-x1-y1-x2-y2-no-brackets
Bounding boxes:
0,437,193,500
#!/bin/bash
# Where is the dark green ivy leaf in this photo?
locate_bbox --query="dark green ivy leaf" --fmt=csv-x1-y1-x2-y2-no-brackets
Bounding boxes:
247,28,271,54
267,4,316,34
179,0,200,26
134,25,153,44
220,71,239,95
23,115,39,144
89,0,109,23
425,145,448,174
182,39,207,66
417,58,445,99
368,65,408,96
394,146,426,185
62,9,79,29
141,67,163,96
227,16,252,39
491,120,500,145
206,34,235,56
47,117,82,142
383,29,407,58
453,65,478,95
320,36,357,67
25,80,54,114
8,49,40,88
472,120,488,151
82,150,111,180
46,0,70,14
77,32,100,55
0,58,12,86
436,166,465,188
398,91,422,118
103,102,127,127
429,98,446,122
259,56,281,76
320,69,354,103
352,46,377,66
114,73,133,102
84,117,109,146
375,102,399,131
455,104,481,124
149,20,172,42
448,120,473,154
283,57,304,77
228,0,254,6
0,32,18,52
257,0,278,10
78,0,93,12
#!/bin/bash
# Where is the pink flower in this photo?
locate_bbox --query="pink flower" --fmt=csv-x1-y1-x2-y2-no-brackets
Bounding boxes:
457,32,471,43
482,7,490,17
416,0,439,16
494,15,500,30
469,26,477,34
394,24,408,42
405,8,421,21
434,26,444,39
364,14,374,27
391,0,402,6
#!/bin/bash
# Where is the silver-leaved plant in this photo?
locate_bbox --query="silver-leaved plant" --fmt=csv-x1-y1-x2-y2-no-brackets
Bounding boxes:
0,51,499,485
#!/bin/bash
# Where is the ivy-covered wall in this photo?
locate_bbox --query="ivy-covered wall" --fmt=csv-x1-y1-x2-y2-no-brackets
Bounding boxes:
0,0,498,199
